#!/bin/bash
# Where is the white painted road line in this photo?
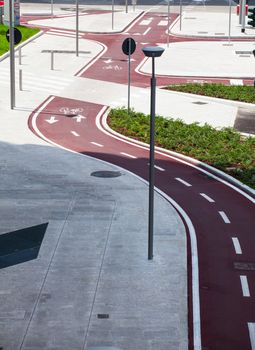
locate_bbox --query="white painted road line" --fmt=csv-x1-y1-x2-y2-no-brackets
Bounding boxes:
199,193,215,203
90,142,104,147
248,323,255,350
232,237,242,255
120,152,137,159
175,177,192,187
240,275,250,297
139,19,152,25
154,165,165,171
218,211,231,224
71,131,80,137
143,27,151,35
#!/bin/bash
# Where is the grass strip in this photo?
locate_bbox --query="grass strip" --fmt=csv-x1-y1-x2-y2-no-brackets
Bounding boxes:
108,107,255,189
166,83,255,104
0,24,40,56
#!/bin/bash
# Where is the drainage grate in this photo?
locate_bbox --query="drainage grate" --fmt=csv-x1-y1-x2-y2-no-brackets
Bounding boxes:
197,31,208,34
97,314,109,319
184,17,197,19
215,32,225,35
235,51,253,55
91,171,122,178
192,101,208,105
239,54,251,58
86,347,122,350
234,262,255,271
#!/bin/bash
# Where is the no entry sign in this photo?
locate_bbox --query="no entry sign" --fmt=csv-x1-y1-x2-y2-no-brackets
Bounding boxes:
6,27,22,45
122,37,136,56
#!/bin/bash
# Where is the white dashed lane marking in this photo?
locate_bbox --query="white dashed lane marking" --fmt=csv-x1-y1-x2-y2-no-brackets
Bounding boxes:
248,323,255,350
90,142,104,147
232,237,242,255
154,165,165,171
71,131,80,137
143,27,151,35
120,152,137,159
175,177,192,187
240,275,250,297
199,193,215,203
218,211,231,224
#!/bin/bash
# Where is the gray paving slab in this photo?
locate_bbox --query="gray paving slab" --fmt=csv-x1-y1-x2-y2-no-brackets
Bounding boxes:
0,137,188,350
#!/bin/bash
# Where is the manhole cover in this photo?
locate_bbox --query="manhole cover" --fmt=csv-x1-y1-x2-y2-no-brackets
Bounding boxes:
192,101,208,105
234,262,255,271
97,314,109,319
91,171,122,178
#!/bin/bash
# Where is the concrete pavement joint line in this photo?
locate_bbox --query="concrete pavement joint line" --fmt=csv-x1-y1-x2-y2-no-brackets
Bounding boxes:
218,211,231,224
82,201,117,350
232,237,242,255
240,275,250,297
248,323,255,350
175,177,192,187
120,151,137,159
96,110,202,350
199,193,215,203
101,112,255,201
90,141,104,147
19,195,77,350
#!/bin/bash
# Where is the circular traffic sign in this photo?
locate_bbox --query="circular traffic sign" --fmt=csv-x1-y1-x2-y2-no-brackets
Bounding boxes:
6,27,22,45
122,37,136,56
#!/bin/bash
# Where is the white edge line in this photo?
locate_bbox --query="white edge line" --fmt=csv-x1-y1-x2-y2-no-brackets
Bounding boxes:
240,275,250,297
218,211,231,224
31,101,201,350
76,40,107,77
232,237,242,255
100,111,255,204
96,109,202,350
248,323,255,350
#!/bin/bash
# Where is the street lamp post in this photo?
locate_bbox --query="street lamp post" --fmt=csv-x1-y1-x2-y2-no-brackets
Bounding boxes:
142,46,165,260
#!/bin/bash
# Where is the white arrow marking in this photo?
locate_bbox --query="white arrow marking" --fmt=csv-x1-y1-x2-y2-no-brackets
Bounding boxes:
45,116,58,124
72,115,86,122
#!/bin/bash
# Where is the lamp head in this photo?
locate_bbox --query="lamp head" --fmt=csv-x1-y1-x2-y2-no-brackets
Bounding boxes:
142,46,165,58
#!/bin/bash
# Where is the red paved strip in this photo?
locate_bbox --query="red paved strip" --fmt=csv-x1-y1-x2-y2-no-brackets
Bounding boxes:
29,96,255,350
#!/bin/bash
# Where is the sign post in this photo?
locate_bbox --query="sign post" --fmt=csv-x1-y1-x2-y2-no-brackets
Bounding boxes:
122,37,136,113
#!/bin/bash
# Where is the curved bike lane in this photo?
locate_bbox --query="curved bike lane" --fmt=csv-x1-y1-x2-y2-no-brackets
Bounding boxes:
28,95,255,350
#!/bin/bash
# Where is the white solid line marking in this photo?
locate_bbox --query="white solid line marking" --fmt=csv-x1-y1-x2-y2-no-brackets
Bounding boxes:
90,142,103,147
71,131,80,137
232,237,242,255
240,275,250,297
199,193,215,203
120,152,137,159
248,323,255,350
175,177,192,187
218,211,231,224
143,27,151,35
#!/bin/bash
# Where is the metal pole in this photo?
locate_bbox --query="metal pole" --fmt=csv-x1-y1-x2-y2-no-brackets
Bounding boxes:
239,0,243,24
179,0,182,31
76,0,79,56
19,47,22,65
51,0,53,18
167,0,170,47
125,0,128,13
51,51,54,70
241,0,246,32
19,69,22,91
127,38,131,113
148,56,156,260
9,0,15,109
228,0,232,43
112,0,114,30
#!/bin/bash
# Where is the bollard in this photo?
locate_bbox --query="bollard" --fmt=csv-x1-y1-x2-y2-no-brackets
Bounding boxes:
19,47,22,65
51,51,54,70
19,69,23,91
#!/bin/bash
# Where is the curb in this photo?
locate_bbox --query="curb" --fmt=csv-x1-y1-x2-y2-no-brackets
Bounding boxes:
103,110,255,200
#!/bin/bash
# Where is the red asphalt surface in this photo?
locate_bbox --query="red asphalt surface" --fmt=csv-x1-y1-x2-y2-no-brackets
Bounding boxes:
26,10,255,350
